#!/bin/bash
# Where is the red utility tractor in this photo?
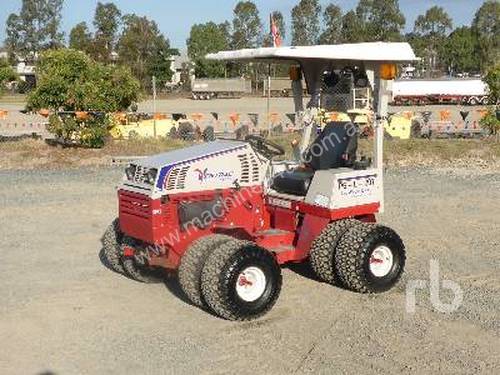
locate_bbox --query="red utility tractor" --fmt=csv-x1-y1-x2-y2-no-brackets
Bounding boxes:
103,42,418,320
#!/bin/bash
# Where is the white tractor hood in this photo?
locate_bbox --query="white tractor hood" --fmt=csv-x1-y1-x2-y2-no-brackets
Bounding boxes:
138,140,248,169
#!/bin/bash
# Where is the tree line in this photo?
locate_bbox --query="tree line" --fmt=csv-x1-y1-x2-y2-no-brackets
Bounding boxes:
2,0,499,88
4,0,176,90
188,0,499,78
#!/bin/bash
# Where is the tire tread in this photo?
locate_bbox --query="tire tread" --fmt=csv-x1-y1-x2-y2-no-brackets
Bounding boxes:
309,219,364,285
335,223,406,293
178,234,235,307
102,218,124,274
201,240,282,321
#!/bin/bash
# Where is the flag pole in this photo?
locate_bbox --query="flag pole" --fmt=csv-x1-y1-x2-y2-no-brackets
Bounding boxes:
267,14,272,135
267,65,271,134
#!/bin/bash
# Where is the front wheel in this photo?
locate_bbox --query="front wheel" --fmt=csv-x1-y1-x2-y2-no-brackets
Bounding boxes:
178,234,235,308
201,240,282,321
335,224,406,293
121,236,165,283
102,218,124,274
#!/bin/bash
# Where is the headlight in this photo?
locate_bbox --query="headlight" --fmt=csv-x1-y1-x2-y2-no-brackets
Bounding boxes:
125,164,136,180
145,168,158,185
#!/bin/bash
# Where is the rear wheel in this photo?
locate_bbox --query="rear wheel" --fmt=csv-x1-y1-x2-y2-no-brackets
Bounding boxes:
202,125,215,142
178,234,235,308
102,218,124,274
309,219,364,285
235,125,249,140
468,97,479,106
121,236,165,283
335,223,405,293
178,122,194,141
410,119,422,138
201,240,282,321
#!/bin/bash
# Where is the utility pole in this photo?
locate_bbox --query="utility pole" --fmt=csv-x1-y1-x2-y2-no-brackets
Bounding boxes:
152,75,157,138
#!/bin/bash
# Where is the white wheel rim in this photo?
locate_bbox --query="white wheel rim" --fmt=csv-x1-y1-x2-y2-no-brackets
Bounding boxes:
369,246,394,277
235,266,267,302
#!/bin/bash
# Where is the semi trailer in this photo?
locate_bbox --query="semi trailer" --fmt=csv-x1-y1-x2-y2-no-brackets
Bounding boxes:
191,78,252,100
392,79,489,106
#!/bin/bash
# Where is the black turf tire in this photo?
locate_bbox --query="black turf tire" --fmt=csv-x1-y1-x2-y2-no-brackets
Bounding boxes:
335,223,405,293
121,236,165,283
410,120,422,138
178,234,235,307
309,219,364,285
201,240,282,321
202,125,215,142
102,218,125,274
178,122,194,141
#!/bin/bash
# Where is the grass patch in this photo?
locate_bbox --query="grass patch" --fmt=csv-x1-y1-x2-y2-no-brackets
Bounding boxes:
1,136,499,170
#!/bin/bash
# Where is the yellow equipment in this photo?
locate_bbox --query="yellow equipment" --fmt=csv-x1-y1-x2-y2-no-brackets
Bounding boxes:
323,109,416,140
383,112,416,139
110,114,177,139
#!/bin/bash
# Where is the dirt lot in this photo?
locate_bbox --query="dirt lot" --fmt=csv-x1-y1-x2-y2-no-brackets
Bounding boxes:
1,166,499,374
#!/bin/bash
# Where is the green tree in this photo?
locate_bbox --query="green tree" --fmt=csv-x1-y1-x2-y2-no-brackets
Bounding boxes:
0,58,18,95
404,31,427,74
5,14,22,63
355,0,405,41
69,22,93,54
4,0,64,61
354,0,374,41
414,6,453,36
187,22,230,78
472,0,500,71
413,6,453,75
319,4,342,44
443,27,480,74
483,65,499,104
479,66,500,136
232,1,263,49
291,0,321,46
340,10,364,43
117,15,173,89
27,49,139,147
28,49,139,111
92,2,121,63
44,0,64,48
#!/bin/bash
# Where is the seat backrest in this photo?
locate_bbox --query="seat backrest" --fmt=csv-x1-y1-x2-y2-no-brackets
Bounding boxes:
305,121,358,171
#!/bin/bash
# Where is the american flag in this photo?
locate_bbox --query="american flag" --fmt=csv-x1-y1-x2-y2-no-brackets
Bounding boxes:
270,14,282,47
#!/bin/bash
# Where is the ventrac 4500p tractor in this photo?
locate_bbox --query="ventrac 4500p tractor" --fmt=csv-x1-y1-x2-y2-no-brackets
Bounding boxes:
103,42,418,321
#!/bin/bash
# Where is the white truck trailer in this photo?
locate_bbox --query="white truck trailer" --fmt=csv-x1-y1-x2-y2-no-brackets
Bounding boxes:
392,79,489,106
191,78,252,100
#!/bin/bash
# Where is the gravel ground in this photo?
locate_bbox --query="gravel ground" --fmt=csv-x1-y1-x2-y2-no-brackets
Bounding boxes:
1,166,499,374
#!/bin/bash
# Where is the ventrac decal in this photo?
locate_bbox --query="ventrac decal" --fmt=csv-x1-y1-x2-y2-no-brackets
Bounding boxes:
155,145,247,189
338,174,377,198
194,168,234,183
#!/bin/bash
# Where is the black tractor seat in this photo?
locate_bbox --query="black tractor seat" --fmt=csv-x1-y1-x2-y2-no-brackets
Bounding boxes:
271,121,358,196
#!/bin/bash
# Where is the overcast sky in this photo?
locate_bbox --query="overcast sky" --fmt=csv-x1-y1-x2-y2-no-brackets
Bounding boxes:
0,0,488,50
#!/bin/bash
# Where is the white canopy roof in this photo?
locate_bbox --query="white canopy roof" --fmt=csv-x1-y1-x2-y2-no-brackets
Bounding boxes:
206,42,418,64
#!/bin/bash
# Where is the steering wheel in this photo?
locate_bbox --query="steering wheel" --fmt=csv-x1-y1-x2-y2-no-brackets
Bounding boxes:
245,135,285,159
